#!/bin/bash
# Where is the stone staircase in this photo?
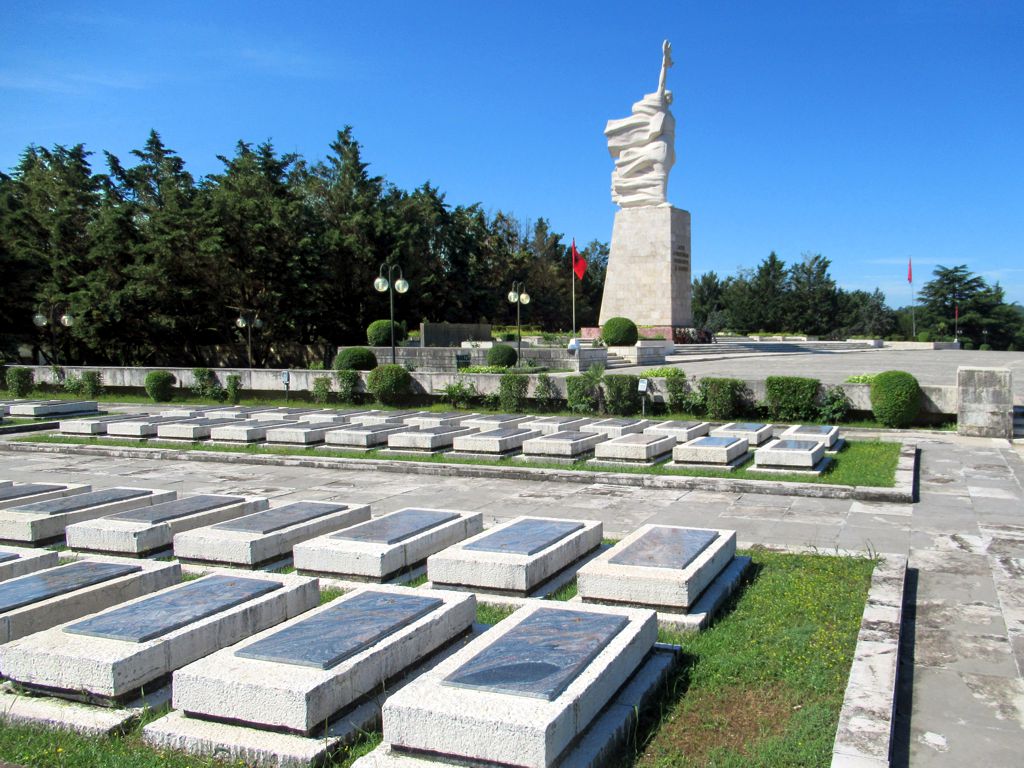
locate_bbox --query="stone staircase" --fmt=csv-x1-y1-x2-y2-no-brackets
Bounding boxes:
604,351,630,368
1014,406,1024,444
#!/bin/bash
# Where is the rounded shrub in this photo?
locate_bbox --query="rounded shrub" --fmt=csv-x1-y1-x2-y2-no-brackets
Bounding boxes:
916,331,932,343
367,320,406,347
5,367,34,398
487,344,518,367
333,347,378,371
144,370,176,402
869,370,921,428
366,364,412,405
979,343,992,351
601,317,639,346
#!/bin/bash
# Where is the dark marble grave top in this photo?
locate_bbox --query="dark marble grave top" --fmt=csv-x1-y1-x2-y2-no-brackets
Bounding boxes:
346,424,397,433
479,427,528,439
617,433,661,444
332,508,459,545
0,550,19,564
106,495,242,524
215,501,347,534
544,431,587,441
464,519,583,556
0,561,141,614
692,436,740,448
13,488,151,516
65,574,280,643
609,527,718,570
477,414,522,422
656,421,701,430
235,590,443,669
443,607,628,700
794,425,834,434
599,418,639,427
421,425,462,436
772,439,820,451
729,422,767,432
0,484,64,502
174,418,238,427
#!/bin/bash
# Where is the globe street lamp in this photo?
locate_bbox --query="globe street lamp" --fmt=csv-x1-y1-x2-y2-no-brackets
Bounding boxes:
374,263,410,364
507,281,530,366
32,303,75,365
234,313,264,368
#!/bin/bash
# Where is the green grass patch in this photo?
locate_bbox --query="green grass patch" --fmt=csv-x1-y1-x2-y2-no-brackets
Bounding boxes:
402,572,429,587
320,586,346,604
476,603,517,625
18,436,902,488
546,578,578,601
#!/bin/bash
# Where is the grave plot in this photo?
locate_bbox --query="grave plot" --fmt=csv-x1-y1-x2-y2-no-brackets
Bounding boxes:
710,421,774,446
264,420,351,445
0,486,176,546
174,501,370,569
404,411,477,429
520,430,607,462
60,414,139,435
159,406,226,418
529,415,598,435
65,494,269,557
751,438,831,475
781,423,844,450
294,508,483,583
325,423,408,449
384,425,477,455
449,426,543,459
249,407,321,422
353,410,430,426
643,419,711,442
209,418,300,443
8,400,98,417
580,417,652,438
145,586,476,764
0,557,179,643
460,413,535,431
356,602,660,768
205,406,277,419
104,416,192,438
671,434,750,471
428,516,602,597
0,545,59,582
294,411,355,424
0,482,91,510
591,433,675,467
0,571,317,718
156,417,244,440
577,524,744,629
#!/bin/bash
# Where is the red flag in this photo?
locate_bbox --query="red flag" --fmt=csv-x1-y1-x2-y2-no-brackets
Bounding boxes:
907,257,913,284
571,239,587,280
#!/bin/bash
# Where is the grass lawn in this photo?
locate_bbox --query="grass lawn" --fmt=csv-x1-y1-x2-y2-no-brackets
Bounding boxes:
0,550,873,768
16,435,902,488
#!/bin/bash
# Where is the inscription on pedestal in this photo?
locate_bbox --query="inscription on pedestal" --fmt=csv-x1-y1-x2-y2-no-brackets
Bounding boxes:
65,575,280,642
0,484,64,502
443,608,627,700
107,495,243,524
464,519,583,556
609,527,718,570
332,509,458,545
14,488,151,516
215,502,347,535
0,561,141,614
235,591,443,669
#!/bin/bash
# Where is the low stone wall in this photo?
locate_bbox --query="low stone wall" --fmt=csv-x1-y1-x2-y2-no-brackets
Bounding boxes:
957,366,1014,439
882,341,961,350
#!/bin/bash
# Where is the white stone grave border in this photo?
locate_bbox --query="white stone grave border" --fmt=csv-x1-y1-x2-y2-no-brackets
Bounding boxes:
0,544,59,581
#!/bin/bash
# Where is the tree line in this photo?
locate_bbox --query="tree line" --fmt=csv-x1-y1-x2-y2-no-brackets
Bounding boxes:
0,129,607,366
692,253,1024,350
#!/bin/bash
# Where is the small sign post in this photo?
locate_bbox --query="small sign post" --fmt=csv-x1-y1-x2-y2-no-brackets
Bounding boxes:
637,378,649,418
281,370,290,402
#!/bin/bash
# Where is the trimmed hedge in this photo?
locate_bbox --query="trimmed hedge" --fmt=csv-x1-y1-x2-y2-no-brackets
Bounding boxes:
225,374,242,405
487,344,518,367
603,374,641,416
366,364,411,405
144,370,176,402
80,371,103,398
191,367,227,402
698,377,748,420
5,367,34,398
367,320,406,347
335,369,360,403
765,376,820,421
601,317,638,346
566,375,600,414
498,372,529,412
532,373,562,411
333,347,378,371
869,370,921,428
312,376,332,404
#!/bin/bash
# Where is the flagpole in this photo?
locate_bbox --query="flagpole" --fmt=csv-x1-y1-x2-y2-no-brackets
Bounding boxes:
911,282,916,338
571,260,576,336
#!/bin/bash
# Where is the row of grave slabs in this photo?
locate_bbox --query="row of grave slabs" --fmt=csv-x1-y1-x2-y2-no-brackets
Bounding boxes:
0,476,750,768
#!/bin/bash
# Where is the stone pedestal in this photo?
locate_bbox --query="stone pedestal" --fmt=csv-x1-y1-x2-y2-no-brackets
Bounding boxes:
957,367,1014,439
599,206,692,327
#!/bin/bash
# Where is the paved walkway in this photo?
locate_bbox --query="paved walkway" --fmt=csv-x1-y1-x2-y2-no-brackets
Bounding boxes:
0,433,1022,766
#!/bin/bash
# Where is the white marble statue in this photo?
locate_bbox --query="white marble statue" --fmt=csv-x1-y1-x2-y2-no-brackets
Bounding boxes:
605,40,676,208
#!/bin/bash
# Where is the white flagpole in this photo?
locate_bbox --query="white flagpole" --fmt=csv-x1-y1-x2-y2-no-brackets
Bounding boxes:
572,263,576,336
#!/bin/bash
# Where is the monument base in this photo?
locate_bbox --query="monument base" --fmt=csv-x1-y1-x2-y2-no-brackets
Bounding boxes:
598,206,692,327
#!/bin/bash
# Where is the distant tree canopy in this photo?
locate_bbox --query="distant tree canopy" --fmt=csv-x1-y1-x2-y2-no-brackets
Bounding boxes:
0,129,607,366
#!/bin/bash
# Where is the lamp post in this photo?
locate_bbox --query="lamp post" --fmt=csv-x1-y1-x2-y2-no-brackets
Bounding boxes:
235,312,263,368
374,263,409,365
32,303,75,365
507,281,531,366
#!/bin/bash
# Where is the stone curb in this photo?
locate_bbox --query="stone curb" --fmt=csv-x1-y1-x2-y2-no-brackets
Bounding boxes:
0,440,917,503
830,553,908,768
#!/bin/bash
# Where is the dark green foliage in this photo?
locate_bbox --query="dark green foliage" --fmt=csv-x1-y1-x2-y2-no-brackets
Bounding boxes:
498,372,529,412
439,378,476,408
191,367,227,402
366,364,411,405
980,343,992,351
600,316,638,346
698,377,749,420
333,347,378,371
916,331,932,342
225,374,242,404
5,367,33,397
311,376,332,404
486,344,518,367
334,369,360,403
566,377,599,414
144,370,176,402
367,320,405,347
869,370,921,428
532,373,562,411
64,370,104,398
765,376,821,421
818,386,850,423
646,368,691,412
602,374,641,416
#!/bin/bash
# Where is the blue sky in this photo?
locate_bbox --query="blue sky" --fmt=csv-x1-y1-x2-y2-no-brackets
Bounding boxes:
2,1,1022,306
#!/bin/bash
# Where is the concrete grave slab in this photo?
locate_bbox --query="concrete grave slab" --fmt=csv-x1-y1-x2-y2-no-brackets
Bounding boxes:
752,438,830,475
104,416,193,438
375,602,656,768
671,435,749,470
159,406,224,418
9,400,98,417
0,545,59,582
249,408,320,422
460,413,535,431
450,427,542,458
264,421,351,445
0,482,91,510
643,420,711,442
529,416,598,435
428,516,602,596
385,426,477,454
204,407,276,419
353,410,431,426
324,423,408,448
156,418,243,440
592,433,675,466
579,418,652,438
168,586,475,736
404,412,477,429
295,508,483,582
781,423,843,450
0,557,179,643
0,681,170,736
710,421,774,446
60,415,138,436
66,494,268,557
209,419,300,443
521,430,607,459
577,524,737,612
0,486,176,545
0,571,317,703
174,501,370,569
